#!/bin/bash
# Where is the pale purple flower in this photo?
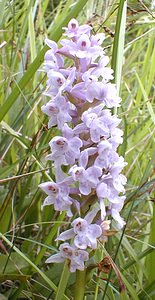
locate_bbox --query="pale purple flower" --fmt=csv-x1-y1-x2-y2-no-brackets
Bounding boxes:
44,39,64,70
69,150,102,195
63,18,79,38
57,209,102,249
91,56,114,83
63,18,91,39
41,96,72,128
70,82,87,102
97,174,126,202
72,217,102,249
76,34,91,58
46,242,89,272
107,199,126,229
91,33,105,46
100,83,121,108
39,181,73,217
46,67,76,97
113,174,127,192
61,33,103,60
110,157,127,178
69,165,102,195
85,81,103,103
46,71,65,96
109,127,123,150
72,72,118,105
45,39,58,53
68,64,115,105
95,140,127,172
81,105,121,143
62,123,75,140
111,209,126,229
96,174,126,222
82,71,98,85
85,81,121,106
95,139,117,169
44,50,64,71
48,135,83,166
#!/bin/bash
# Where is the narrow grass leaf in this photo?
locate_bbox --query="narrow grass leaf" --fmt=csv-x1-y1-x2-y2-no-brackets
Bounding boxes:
120,272,139,300
145,205,155,298
27,1,36,62
55,261,70,300
0,0,8,26
111,0,127,93
135,71,155,126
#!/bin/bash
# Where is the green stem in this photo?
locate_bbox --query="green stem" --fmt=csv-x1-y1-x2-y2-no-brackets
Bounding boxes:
146,203,155,300
74,269,86,300
94,275,100,300
55,261,70,300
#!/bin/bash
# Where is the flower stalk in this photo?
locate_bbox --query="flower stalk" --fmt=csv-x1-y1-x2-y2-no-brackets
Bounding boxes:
55,261,70,300
74,269,86,300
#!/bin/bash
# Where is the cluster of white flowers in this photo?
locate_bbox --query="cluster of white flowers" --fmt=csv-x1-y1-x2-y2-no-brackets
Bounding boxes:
39,19,127,272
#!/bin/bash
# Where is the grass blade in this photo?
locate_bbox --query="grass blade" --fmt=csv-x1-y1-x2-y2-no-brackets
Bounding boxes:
111,0,127,93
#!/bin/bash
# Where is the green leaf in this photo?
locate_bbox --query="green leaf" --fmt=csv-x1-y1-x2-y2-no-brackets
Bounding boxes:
0,253,29,274
111,0,127,93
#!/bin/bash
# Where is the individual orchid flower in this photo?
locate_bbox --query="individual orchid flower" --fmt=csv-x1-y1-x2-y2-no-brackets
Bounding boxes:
39,181,73,217
62,18,91,39
46,243,89,272
96,174,126,221
41,95,72,129
107,198,126,229
69,150,102,195
81,105,121,143
47,135,83,166
84,81,121,106
90,56,114,83
57,209,102,249
46,67,76,97
44,39,64,71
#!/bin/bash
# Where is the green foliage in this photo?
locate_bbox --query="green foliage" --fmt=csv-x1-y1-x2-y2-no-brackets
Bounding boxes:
0,0,155,299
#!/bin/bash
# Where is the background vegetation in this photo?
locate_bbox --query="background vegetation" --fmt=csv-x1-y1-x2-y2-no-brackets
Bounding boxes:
0,0,155,299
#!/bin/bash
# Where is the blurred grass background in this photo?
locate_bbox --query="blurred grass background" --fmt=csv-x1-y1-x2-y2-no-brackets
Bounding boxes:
0,0,155,299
